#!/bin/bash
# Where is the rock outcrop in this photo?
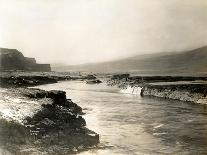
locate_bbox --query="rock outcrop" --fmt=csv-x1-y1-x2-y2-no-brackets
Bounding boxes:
86,79,102,84
142,84,207,104
0,48,51,72
0,75,57,87
108,74,207,104
0,88,99,154
0,73,100,154
0,73,103,88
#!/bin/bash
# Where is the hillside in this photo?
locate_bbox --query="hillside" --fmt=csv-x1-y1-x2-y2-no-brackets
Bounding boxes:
52,46,207,75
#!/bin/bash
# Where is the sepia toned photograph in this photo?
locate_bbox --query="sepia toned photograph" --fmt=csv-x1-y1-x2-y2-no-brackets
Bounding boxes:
1,0,207,154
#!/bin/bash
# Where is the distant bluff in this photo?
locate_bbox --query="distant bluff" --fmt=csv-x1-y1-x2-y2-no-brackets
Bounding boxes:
0,48,51,72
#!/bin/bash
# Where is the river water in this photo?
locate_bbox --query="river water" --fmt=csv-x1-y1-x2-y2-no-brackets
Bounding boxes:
36,81,207,155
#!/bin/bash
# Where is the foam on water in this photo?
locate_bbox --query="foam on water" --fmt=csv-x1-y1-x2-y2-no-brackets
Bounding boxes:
120,85,142,95
197,97,207,104
153,124,164,129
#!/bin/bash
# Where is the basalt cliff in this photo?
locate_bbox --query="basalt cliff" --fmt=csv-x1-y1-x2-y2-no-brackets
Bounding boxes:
0,48,51,72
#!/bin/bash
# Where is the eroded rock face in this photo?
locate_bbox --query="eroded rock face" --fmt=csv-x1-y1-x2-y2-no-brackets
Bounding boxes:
108,74,207,103
0,88,99,154
111,74,130,80
86,79,102,84
25,89,99,149
142,85,207,103
0,48,51,72
0,76,57,87
86,74,97,80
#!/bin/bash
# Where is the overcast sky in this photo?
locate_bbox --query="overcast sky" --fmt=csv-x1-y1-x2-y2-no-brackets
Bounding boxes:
0,0,207,65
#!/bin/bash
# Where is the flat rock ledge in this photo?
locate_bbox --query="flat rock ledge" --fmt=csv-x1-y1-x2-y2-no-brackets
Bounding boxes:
107,74,207,104
142,84,207,104
0,73,101,88
0,88,99,155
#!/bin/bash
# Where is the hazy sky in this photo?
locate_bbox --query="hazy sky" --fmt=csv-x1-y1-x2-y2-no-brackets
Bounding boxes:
0,0,207,65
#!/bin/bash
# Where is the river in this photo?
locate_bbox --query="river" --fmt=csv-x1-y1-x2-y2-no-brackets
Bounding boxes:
36,81,207,155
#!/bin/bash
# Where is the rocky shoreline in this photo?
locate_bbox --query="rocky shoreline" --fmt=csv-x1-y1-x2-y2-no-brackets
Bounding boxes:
108,74,207,104
142,84,207,104
0,72,100,88
0,73,100,154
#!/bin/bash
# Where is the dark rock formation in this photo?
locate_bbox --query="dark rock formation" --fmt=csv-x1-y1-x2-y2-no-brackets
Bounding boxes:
107,74,207,103
24,89,83,114
0,48,51,72
141,84,207,103
86,79,102,84
0,72,100,154
22,88,99,150
0,72,103,88
0,88,99,154
109,74,207,85
111,74,130,80
0,75,57,87
86,74,97,80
